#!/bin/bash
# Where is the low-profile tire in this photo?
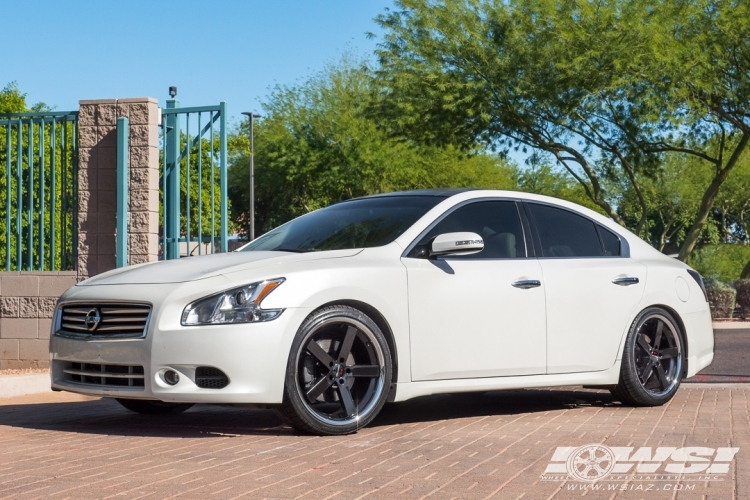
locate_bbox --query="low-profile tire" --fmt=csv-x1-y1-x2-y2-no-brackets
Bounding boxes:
278,305,392,435
610,307,685,406
116,398,194,414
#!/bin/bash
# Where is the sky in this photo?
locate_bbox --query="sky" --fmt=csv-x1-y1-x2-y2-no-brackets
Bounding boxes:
2,1,394,125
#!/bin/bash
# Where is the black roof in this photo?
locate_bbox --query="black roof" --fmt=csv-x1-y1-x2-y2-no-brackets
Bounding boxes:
355,188,475,199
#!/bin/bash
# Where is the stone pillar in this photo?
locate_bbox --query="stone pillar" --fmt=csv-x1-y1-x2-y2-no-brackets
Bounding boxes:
77,98,160,277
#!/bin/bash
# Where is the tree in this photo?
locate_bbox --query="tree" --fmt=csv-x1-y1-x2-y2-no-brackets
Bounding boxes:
646,0,750,261
0,82,71,270
517,154,603,214
227,57,517,236
713,154,750,245
167,132,230,252
0,83,27,113
370,0,750,261
616,149,748,271
617,153,716,253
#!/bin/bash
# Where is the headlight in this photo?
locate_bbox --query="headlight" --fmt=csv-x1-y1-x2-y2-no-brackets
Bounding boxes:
181,278,285,326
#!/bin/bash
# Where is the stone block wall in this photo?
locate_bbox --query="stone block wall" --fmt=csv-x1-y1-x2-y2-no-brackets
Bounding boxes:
77,97,160,277
0,97,161,370
0,272,78,369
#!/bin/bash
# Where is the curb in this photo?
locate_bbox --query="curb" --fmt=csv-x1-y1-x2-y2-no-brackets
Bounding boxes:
713,322,750,330
0,373,51,399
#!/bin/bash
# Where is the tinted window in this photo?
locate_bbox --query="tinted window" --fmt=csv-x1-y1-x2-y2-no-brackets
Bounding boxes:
410,201,525,259
242,196,443,253
527,204,602,258
598,226,621,256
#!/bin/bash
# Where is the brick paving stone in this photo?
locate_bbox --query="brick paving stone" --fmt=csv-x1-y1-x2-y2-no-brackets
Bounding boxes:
0,386,747,499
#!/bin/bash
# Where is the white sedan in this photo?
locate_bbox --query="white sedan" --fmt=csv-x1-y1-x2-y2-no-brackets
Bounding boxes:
50,190,714,435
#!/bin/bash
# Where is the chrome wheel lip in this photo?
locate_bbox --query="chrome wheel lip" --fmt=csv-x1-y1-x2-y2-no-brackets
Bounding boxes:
632,313,682,398
294,316,386,428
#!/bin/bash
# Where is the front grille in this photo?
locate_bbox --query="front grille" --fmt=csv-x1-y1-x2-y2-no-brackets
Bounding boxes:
58,303,151,339
195,366,229,389
63,362,145,389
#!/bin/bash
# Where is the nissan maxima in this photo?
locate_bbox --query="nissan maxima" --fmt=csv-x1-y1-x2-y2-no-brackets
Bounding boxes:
50,189,714,435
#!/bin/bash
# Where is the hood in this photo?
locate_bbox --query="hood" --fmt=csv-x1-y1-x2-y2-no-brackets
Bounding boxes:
79,249,362,285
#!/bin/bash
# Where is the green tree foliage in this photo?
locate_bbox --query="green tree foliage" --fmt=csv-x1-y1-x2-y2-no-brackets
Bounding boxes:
713,155,750,245
0,82,74,271
164,131,229,251
518,154,603,214
689,245,750,284
227,57,517,235
617,153,715,252
615,151,749,278
370,0,750,262
0,83,27,113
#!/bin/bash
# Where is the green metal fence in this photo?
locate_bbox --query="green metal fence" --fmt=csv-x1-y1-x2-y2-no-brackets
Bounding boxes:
160,100,228,260
0,111,78,271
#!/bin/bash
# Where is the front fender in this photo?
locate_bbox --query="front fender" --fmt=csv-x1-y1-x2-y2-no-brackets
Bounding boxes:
223,250,412,383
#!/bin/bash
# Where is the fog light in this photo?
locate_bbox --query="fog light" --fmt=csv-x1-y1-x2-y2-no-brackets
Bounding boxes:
164,370,179,385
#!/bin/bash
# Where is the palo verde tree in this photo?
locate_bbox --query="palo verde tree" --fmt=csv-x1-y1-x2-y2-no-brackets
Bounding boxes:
370,0,750,262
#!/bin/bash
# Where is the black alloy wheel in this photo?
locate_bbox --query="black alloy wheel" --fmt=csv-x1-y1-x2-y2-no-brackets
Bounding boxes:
611,307,684,406
278,305,392,435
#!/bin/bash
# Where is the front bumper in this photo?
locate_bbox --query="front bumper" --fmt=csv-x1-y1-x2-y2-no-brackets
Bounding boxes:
50,280,313,404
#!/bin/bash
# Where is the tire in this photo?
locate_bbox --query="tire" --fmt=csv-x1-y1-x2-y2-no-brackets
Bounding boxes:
610,307,685,406
116,398,194,414
278,305,393,435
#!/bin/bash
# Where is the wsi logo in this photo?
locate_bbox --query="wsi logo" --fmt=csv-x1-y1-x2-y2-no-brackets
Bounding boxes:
542,444,739,482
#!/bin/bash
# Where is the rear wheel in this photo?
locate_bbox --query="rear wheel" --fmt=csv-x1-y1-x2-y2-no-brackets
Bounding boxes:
610,307,684,406
116,398,194,414
278,305,392,435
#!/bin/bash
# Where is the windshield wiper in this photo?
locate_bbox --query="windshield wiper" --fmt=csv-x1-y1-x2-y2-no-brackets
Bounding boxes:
273,248,308,253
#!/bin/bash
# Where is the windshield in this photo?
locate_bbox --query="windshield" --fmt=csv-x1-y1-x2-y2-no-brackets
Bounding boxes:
242,196,444,253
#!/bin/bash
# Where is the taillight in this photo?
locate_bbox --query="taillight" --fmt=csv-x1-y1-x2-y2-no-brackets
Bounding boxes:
687,270,708,302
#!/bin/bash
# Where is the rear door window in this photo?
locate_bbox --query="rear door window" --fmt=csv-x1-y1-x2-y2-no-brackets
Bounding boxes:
527,203,603,258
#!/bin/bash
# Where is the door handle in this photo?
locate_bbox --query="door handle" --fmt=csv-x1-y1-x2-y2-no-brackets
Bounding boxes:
512,279,542,289
612,276,640,286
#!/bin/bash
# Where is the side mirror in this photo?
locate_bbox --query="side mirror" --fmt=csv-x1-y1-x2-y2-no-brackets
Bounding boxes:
430,232,484,257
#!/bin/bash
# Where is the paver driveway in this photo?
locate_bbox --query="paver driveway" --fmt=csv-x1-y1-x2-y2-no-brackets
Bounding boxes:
0,385,747,499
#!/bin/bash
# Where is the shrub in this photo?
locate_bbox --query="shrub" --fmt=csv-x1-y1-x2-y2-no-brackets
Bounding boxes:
734,279,750,320
689,244,750,283
705,279,737,319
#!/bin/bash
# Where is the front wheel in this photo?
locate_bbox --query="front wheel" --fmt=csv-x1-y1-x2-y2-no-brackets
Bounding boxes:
278,305,392,435
610,307,685,406
116,398,194,414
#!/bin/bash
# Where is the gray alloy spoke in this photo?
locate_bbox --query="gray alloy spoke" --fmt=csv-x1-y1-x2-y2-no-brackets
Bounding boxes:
338,384,356,417
660,347,679,359
655,364,669,390
338,326,357,362
307,340,335,367
639,363,653,384
636,334,652,355
306,375,334,402
349,365,381,378
654,321,664,349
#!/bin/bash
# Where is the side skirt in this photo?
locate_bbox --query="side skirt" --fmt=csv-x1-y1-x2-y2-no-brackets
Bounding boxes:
391,364,622,402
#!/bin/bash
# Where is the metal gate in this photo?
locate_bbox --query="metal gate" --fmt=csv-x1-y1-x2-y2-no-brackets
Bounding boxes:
0,111,78,271
159,100,228,260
